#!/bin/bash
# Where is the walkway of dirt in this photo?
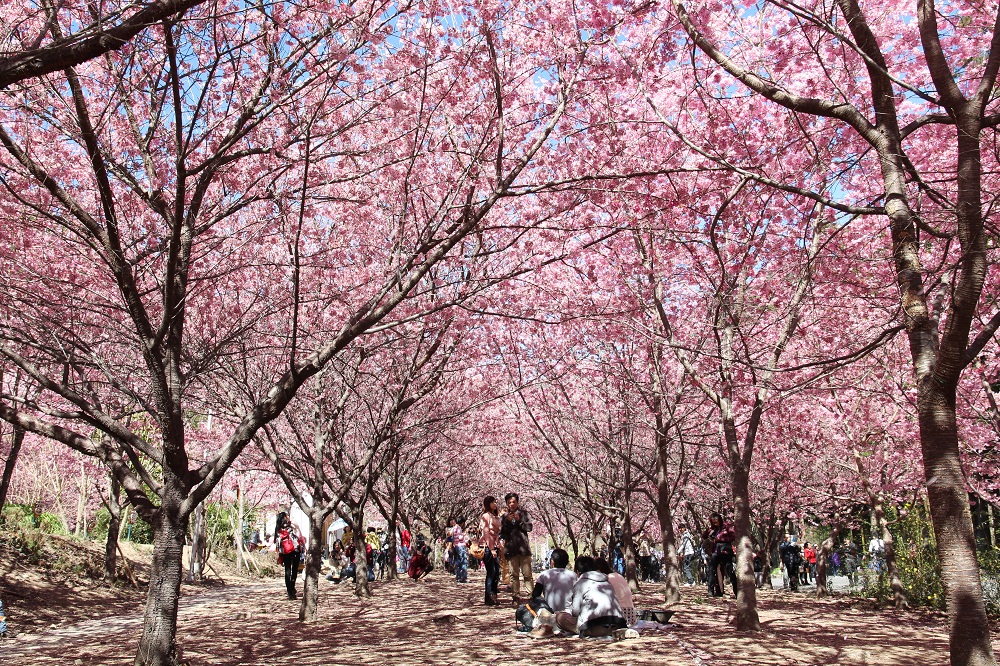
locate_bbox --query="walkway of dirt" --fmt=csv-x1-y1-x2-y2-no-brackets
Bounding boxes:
1,564,982,665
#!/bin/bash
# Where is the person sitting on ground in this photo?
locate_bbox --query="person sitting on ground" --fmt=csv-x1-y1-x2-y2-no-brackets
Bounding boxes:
408,534,434,580
531,548,577,613
595,557,637,626
0,596,7,639
554,555,626,638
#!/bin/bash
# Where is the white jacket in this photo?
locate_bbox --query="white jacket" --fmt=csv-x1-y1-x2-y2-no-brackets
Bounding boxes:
568,571,624,631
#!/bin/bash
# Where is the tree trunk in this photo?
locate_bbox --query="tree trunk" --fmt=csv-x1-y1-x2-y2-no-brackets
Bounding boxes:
919,384,994,666
234,474,247,575
134,508,187,666
621,508,641,593
105,476,122,583
353,512,371,598
75,462,88,537
816,524,841,598
731,462,760,631
0,425,24,521
299,512,325,622
654,429,682,603
186,501,206,583
872,493,907,609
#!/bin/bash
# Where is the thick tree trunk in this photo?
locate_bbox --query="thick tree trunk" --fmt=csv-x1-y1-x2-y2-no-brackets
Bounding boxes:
920,384,994,666
134,508,187,666
105,477,122,583
299,513,325,622
0,425,24,520
731,463,760,631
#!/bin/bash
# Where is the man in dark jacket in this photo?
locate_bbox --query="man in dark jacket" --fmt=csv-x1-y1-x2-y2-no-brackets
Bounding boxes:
779,535,802,591
500,492,533,601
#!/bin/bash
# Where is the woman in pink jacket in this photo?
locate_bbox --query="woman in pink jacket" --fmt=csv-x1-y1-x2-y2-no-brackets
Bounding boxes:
478,495,501,606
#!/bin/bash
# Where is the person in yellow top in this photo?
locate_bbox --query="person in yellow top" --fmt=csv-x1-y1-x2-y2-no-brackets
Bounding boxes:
365,527,382,551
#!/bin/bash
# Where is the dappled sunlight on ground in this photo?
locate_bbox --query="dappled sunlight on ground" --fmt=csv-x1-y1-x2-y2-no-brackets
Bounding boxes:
0,565,991,665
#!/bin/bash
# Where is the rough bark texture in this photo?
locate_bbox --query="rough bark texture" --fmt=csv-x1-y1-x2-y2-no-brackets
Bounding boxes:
921,383,994,666
134,507,187,666
353,516,371,598
730,463,760,630
299,514,325,622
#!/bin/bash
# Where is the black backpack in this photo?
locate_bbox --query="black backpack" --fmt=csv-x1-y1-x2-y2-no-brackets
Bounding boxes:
514,597,552,632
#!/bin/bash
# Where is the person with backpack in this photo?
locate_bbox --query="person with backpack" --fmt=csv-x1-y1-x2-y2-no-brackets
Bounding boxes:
275,511,302,599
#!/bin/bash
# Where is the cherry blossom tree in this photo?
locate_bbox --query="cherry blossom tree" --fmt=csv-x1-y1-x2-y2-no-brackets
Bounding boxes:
648,1,1000,660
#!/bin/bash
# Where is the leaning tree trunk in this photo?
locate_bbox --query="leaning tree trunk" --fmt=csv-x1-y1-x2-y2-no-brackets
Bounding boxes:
105,476,122,583
134,503,188,666
299,511,325,622
0,425,24,521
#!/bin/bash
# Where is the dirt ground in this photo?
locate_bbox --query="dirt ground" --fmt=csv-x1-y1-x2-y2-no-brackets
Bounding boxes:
2,543,995,666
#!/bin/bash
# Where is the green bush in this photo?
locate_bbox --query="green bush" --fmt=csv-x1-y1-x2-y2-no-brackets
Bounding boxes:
857,504,943,609
1,504,68,535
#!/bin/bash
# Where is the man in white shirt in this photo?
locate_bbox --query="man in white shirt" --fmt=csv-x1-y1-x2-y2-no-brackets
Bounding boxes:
532,548,577,612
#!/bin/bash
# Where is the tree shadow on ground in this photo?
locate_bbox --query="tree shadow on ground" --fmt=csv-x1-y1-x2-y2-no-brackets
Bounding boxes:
1,568,988,665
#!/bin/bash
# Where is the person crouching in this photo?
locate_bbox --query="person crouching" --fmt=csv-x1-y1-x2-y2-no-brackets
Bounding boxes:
554,556,627,638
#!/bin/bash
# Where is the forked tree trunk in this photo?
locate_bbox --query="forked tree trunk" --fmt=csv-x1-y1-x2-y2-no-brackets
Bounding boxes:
134,506,187,666
105,477,122,583
855,451,907,607
299,512,325,622
0,425,24,520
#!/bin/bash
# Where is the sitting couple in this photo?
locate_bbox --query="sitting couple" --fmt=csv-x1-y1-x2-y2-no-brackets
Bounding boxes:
525,549,634,639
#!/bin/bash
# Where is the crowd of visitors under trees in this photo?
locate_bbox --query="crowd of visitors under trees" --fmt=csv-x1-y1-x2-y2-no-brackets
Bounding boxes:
262,491,903,641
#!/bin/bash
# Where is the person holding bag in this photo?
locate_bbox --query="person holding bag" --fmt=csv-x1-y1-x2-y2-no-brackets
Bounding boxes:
478,495,501,606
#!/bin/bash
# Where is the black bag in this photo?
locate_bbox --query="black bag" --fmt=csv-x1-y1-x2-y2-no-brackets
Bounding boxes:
514,597,552,632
